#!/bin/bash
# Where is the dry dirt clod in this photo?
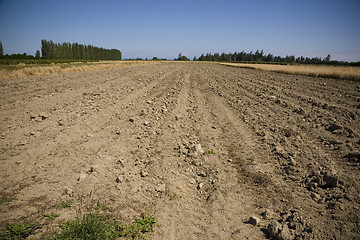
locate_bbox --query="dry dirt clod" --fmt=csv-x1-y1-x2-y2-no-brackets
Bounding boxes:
77,173,87,182
155,184,166,193
277,224,293,240
267,220,281,238
39,112,49,120
248,216,260,226
115,175,124,183
140,170,149,177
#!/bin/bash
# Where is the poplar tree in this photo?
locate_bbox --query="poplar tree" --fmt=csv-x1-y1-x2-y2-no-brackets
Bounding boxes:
0,41,3,56
35,50,41,59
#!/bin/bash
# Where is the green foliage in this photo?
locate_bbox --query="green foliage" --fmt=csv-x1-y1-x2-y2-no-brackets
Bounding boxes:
58,200,74,209
95,203,110,211
40,40,121,60
227,146,234,153
35,50,41,59
208,149,216,155
169,193,182,200
49,212,156,240
127,213,157,239
42,213,60,224
175,53,190,61
193,50,360,65
0,196,13,204
50,212,120,240
1,221,39,239
0,41,3,56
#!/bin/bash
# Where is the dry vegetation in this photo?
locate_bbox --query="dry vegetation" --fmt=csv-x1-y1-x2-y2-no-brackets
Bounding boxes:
221,62,360,81
0,61,156,80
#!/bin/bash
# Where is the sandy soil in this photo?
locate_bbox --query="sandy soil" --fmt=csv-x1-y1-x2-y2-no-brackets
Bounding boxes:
0,62,359,239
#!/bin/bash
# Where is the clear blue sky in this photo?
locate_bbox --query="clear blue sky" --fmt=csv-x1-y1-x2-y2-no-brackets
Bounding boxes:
0,0,359,61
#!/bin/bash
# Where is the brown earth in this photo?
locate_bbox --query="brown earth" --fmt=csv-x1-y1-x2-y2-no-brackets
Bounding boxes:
0,62,359,239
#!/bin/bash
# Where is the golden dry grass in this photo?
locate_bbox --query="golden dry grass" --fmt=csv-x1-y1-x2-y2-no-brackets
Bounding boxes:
0,61,157,80
220,63,360,81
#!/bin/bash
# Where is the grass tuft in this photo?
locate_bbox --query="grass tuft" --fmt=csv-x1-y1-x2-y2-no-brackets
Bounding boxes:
57,200,74,209
1,221,40,239
50,212,120,240
42,213,60,224
0,197,13,205
95,203,110,211
169,193,182,200
48,212,156,240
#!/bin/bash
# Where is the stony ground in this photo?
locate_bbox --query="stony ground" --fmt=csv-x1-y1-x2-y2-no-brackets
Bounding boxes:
0,62,359,239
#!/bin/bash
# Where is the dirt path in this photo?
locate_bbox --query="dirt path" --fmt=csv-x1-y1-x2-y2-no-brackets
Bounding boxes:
1,62,359,239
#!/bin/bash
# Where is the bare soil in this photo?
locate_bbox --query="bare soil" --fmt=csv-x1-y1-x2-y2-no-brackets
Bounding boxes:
1,62,359,239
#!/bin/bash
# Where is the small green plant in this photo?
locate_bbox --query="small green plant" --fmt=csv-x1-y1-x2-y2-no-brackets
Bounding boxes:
58,200,74,209
169,193,181,200
208,149,216,155
41,213,60,224
246,156,254,161
2,221,39,239
227,147,234,153
0,197,13,205
226,122,231,125
129,213,157,239
95,203,110,211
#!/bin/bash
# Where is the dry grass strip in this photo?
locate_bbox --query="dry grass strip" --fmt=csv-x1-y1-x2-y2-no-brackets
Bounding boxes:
0,61,157,80
221,63,360,81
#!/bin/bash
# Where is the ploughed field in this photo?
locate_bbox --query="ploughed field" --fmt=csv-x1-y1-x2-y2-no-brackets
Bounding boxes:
0,62,359,239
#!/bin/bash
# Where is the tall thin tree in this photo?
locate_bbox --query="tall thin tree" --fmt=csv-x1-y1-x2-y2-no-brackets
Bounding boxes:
0,41,3,56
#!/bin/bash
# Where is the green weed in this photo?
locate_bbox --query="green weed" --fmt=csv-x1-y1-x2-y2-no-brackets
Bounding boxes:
41,213,60,224
0,197,13,205
169,193,181,200
49,212,120,240
238,159,245,165
1,221,40,239
57,200,74,209
95,203,110,211
129,213,157,239
208,149,216,155
227,147,234,153
49,212,156,240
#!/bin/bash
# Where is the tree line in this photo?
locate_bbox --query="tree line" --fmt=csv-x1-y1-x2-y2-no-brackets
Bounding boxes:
193,50,359,65
0,40,121,61
41,40,121,60
1,40,359,65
